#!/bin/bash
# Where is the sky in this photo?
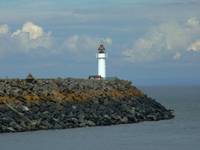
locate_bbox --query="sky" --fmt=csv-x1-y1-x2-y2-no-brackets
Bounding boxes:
0,0,200,86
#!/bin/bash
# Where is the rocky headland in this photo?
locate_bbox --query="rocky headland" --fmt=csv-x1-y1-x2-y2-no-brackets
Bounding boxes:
0,77,174,133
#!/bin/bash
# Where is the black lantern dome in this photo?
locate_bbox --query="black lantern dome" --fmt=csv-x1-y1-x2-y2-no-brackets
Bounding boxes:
98,44,105,53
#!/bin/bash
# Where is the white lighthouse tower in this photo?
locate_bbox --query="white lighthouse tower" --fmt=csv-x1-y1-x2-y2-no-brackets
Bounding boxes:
97,44,106,79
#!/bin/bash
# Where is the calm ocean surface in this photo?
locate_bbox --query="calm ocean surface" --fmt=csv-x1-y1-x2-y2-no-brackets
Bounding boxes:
0,86,200,150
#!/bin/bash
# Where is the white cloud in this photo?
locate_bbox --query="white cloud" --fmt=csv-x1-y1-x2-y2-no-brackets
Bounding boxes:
123,17,200,62
188,40,200,52
0,24,9,34
63,35,112,54
12,22,43,40
0,22,53,55
11,22,52,51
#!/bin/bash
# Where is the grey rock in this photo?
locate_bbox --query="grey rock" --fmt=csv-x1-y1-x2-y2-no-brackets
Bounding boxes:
120,117,128,123
86,120,96,126
0,78,174,133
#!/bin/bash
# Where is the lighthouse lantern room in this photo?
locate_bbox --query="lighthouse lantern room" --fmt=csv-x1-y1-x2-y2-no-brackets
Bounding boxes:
97,44,107,79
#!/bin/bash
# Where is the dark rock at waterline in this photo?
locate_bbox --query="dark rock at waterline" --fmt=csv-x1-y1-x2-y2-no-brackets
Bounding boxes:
0,78,174,133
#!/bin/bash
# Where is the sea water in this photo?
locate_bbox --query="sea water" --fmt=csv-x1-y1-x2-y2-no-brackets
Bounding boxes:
0,86,199,150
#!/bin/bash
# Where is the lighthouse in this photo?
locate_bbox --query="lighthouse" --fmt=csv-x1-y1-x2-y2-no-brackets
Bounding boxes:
97,44,107,79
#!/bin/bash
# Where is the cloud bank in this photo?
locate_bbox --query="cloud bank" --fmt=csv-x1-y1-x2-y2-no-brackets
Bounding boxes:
1,17,200,63
0,22,112,58
0,22,52,54
122,17,200,62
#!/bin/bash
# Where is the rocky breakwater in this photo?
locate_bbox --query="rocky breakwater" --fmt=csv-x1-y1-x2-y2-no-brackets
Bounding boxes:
0,77,174,133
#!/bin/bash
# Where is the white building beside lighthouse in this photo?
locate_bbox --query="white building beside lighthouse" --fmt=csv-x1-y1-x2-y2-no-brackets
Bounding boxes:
97,44,107,79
